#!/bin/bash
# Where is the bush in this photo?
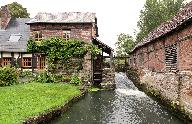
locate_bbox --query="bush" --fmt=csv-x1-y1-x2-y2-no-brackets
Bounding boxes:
35,72,55,83
0,66,18,86
19,70,33,78
70,75,82,85
35,72,72,83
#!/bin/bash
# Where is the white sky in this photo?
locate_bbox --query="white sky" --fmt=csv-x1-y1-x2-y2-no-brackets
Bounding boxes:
0,0,146,50
0,0,191,50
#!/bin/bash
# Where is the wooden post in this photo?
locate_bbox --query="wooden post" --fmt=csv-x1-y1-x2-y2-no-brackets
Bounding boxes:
11,52,14,67
102,49,103,70
21,53,23,71
0,52,3,67
32,53,34,72
109,51,113,68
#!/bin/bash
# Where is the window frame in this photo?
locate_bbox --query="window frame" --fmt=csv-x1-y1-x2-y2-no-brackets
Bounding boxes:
2,57,11,66
63,30,71,40
22,58,32,68
34,31,43,41
8,34,22,42
38,56,46,70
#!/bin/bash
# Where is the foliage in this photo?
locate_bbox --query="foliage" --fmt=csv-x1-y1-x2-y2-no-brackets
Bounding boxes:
136,0,184,42
70,75,82,85
35,72,55,83
88,87,103,92
0,66,18,86
7,2,30,18
115,33,135,56
35,72,72,83
27,38,100,73
19,70,33,78
0,83,80,123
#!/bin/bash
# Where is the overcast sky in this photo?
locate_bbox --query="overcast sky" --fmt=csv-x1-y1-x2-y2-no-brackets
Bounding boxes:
1,0,191,50
0,0,147,49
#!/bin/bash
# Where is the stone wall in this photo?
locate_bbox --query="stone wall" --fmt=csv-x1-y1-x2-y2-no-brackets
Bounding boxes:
139,69,192,120
78,53,92,83
0,5,11,29
101,68,115,90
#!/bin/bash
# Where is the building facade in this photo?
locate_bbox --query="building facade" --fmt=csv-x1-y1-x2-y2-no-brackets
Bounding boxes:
129,2,192,118
0,5,113,84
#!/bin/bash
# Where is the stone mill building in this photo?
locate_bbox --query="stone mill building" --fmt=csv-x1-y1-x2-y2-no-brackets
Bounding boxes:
0,5,114,86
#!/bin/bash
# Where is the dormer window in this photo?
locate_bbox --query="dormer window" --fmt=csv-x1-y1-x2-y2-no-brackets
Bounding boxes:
8,34,22,42
34,31,42,41
63,30,70,40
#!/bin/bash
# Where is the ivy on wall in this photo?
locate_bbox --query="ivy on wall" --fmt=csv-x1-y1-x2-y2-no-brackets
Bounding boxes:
27,37,101,73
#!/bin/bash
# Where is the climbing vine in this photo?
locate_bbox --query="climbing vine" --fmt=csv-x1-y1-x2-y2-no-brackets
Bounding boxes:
27,37,101,73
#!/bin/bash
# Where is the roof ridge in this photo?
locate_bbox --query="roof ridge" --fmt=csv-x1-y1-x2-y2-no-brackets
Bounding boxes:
27,12,96,24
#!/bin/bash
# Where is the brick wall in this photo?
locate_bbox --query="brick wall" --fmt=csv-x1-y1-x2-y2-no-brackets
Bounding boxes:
130,20,192,120
130,22,192,72
29,23,96,42
0,5,11,29
28,22,97,83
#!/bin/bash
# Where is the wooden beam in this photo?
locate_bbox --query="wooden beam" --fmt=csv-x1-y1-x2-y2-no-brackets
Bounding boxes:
110,52,113,68
32,53,34,72
11,52,14,67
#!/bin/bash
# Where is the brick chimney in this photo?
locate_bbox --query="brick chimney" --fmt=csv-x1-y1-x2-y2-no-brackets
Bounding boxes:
0,5,11,30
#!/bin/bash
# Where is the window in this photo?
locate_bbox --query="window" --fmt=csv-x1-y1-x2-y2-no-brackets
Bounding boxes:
22,58,32,67
165,43,177,72
8,34,22,42
2,58,11,66
34,31,42,41
39,57,46,70
63,30,70,40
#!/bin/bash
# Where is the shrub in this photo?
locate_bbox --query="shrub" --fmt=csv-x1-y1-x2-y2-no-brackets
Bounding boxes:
70,75,82,85
0,66,18,86
19,70,33,78
60,76,71,83
35,72,55,83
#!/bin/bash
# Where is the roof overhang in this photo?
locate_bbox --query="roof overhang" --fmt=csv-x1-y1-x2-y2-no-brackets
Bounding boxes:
92,38,114,55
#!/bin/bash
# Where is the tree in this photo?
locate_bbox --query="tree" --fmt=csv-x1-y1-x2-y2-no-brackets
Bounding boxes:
136,0,184,42
115,33,135,57
7,2,30,18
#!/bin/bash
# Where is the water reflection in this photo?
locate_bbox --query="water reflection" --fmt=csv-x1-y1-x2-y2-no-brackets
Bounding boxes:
50,73,183,124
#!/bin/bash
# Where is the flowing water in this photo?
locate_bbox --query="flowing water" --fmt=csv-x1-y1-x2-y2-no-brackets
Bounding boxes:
50,72,184,124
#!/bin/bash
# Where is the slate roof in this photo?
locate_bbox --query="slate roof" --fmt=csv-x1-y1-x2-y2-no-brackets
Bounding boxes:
0,18,31,52
131,1,192,53
26,12,96,24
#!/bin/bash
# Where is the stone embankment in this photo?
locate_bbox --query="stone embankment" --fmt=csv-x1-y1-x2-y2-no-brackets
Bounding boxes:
23,89,87,124
127,68,192,123
100,68,116,90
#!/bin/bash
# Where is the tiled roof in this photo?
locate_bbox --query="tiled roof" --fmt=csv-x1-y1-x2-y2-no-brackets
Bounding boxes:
131,1,192,52
0,18,31,52
27,12,96,24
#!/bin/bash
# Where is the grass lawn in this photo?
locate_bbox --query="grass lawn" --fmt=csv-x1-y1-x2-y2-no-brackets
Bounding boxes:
0,83,81,124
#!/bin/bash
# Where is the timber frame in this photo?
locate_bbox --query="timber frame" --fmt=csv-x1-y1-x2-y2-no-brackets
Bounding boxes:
92,38,114,84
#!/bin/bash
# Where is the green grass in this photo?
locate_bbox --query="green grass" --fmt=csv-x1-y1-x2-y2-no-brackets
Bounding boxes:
0,83,81,124
88,87,103,92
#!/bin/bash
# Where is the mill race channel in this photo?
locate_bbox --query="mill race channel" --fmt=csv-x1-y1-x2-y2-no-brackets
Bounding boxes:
50,72,184,124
